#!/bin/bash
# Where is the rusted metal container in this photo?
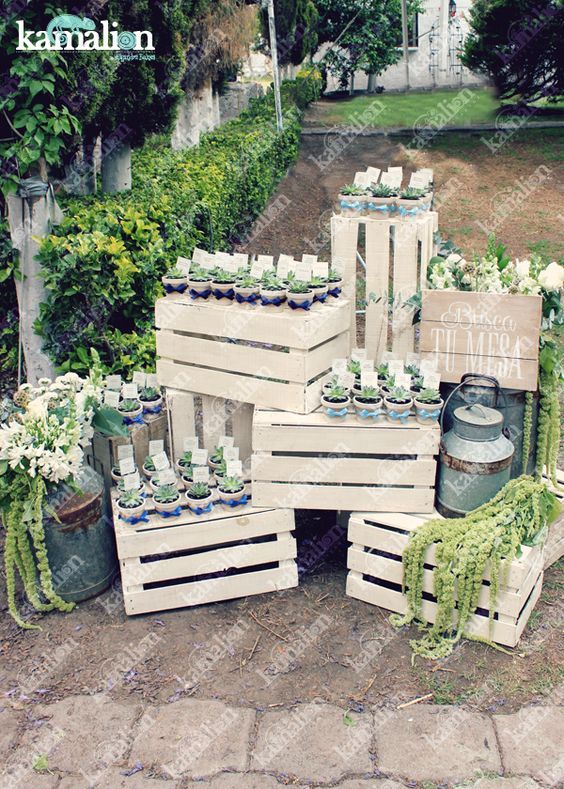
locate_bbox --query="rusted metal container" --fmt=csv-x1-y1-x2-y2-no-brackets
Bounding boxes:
43,466,117,602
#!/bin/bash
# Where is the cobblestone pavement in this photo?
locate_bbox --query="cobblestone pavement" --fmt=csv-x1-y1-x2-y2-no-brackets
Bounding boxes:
1,695,562,787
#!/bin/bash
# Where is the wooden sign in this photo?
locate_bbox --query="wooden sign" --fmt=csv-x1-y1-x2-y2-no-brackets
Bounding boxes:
419,290,542,391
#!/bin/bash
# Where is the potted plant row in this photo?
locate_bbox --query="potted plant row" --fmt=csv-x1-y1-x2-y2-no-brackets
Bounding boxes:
338,183,431,218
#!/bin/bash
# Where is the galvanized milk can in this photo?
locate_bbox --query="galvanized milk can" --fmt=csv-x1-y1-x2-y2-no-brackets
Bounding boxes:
437,377,514,518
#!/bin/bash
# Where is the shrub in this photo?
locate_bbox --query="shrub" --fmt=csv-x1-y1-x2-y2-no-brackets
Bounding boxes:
32,77,320,374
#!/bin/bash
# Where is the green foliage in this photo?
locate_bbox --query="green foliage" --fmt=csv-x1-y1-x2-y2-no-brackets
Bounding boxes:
0,218,19,375
416,388,441,403
340,184,367,196
219,475,244,493
153,484,180,504
118,489,145,508
118,398,140,413
237,272,259,288
288,280,311,293
399,187,427,199
35,79,319,372
391,476,560,659
324,381,348,401
188,481,210,498
358,385,380,400
535,366,561,487
144,456,156,472
462,0,563,105
260,0,319,66
387,386,411,402
522,391,533,473
370,184,397,197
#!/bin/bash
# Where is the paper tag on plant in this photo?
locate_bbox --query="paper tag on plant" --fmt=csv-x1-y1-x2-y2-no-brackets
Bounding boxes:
117,444,134,460
354,171,371,187
191,448,208,466
223,446,239,462
350,348,367,361
232,252,248,268
192,247,207,264
332,358,347,373
420,358,438,375
360,360,374,373
199,252,216,271
396,373,412,390
380,171,402,188
257,254,274,270
361,371,379,388
302,254,318,265
424,372,441,390
192,466,209,484
183,437,199,452
218,435,234,448
123,471,140,491
226,460,243,477
366,166,381,183
312,261,329,279
104,390,120,409
122,383,138,400
294,263,311,282
149,440,164,456
405,352,420,367
382,351,396,362
277,254,293,278
119,456,136,476
409,171,428,189
105,374,122,391
146,373,158,388
250,260,265,278
132,371,146,387
159,468,177,485
419,168,433,185
338,372,356,389
222,255,240,273
176,256,191,274
388,360,404,376
152,451,170,471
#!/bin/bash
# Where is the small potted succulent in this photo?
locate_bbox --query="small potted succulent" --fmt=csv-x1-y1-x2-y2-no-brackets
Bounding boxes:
116,490,147,522
180,465,194,487
217,474,247,506
384,385,413,423
379,375,396,396
397,187,428,218
338,184,369,216
162,266,188,294
213,458,227,485
208,446,224,471
405,362,420,378
353,385,383,419
142,455,156,479
309,275,329,303
150,473,177,494
410,375,425,397
152,483,182,516
212,268,237,300
377,362,389,385
320,380,350,417
186,481,214,513
175,449,193,474
260,274,286,306
413,387,444,424
118,398,143,423
117,476,146,496
139,384,162,414
234,272,260,304
322,374,342,396
327,267,343,298
287,280,314,311
188,265,213,299
111,464,125,484
368,183,398,217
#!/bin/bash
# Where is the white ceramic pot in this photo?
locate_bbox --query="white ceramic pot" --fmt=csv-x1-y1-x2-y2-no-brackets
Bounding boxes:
260,287,286,306
152,493,182,515
367,196,396,219
414,397,444,425
118,402,143,420
217,484,247,506
384,396,413,423
311,284,328,303
186,491,214,513
287,290,314,309
212,280,236,299
139,394,162,413
353,395,383,417
162,275,187,294
327,278,343,297
116,500,146,521
234,284,259,303
320,394,351,416
188,278,212,297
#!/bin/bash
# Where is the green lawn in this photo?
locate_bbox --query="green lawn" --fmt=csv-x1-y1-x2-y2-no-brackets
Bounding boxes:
307,88,564,128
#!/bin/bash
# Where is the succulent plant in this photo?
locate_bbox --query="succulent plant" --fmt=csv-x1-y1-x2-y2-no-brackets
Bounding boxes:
213,268,236,283
387,386,411,403
187,482,210,499
210,446,224,463
309,275,327,287
236,273,259,288
153,484,180,504
324,382,348,401
139,386,160,402
288,280,311,294
399,187,427,200
261,274,285,291
416,388,442,404
369,184,397,198
165,266,185,279
328,267,342,282
347,359,362,376
178,450,193,467
118,398,140,413
340,183,368,196
358,385,380,400
189,265,212,281
143,455,156,471
219,475,245,493
118,490,144,508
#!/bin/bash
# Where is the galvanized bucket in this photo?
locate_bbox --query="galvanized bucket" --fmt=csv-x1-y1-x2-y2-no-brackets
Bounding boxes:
43,466,117,602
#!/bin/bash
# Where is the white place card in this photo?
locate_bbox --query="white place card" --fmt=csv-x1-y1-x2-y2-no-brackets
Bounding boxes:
191,247,207,264
119,457,136,476
388,360,405,376
257,254,274,269
419,168,434,185
105,375,122,391
152,451,170,471
387,166,403,175
183,437,199,452
396,373,412,391
226,460,243,477
312,261,329,279
409,171,429,189
338,372,356,389
104,390,120,409
351,348,368,361
223,446,239,462
159,468,177,485
424,372,442,390
332,358,347,373
354,171,372,187
420,359,438,375
366,166,381,183
199,252,216,271
221,254,239,273
294,263,311,282
361,371,379,388
360,360,374,373
276,254,294,278
382,351,396,362
192,466,210,484
146,373,158,388
123,471,140,491
176,256,191,274
406,352,420,367
250,260,266,278
122,383,138,400
149,440,164,456
302,254,318,265
132,371,146,387
191,448,208,466
218,435,234,448
232,252,249,268
117,444,134,460
380,171,402,189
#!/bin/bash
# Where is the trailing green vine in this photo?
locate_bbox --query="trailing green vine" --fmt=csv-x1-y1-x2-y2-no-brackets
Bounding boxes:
535,366,561,487
521,391,533,474
391,476,560,660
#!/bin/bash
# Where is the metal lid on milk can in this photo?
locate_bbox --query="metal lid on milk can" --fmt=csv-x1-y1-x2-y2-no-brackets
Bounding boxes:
452,403,503,441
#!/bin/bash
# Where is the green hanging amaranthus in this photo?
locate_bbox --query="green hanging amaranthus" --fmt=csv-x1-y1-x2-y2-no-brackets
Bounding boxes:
391,476,560,660
535,367,561,487
521,391,533,474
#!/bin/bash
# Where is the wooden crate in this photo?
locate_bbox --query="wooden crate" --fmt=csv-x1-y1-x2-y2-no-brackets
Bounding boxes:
346,511,544,647
112,487,297,615
420,290,542,391
331,212,438,356
155,295,351,414
251,407,440,513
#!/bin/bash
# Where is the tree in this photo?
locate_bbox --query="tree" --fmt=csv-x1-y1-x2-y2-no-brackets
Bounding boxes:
462,0,564,105
315,0,422,90
260,0,319,67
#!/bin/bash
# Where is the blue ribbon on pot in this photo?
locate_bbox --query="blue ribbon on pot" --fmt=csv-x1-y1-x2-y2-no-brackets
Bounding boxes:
326,407,349,418
220,494,248,507
288,299,312,311
398,205,420,218
260,295,284,306
367,202,393,214
191,501,214,516
417,408,442,421
236,292,259,304
388,410,412,423
123,414,144,426
328,286,342,297
358,408,384,419
314,292,328,303
340,200,363,210
143,404,162,415
164,283,187,293
213,288,235,300
119,512,149,525
189,287,212,299
158,506,182,519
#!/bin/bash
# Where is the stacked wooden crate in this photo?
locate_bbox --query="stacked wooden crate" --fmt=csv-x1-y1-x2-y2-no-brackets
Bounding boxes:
346,511,544,648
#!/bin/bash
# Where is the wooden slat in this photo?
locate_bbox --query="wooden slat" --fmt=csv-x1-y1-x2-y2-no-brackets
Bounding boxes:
304,332,351,380
364,221,390,360
201,394,228,452
252,482,435,513
421,290,542,328
231,402,254,467
420,323,540,361
166,389,196,460
252,455,436,485
419,350,539,392
392,222,418,357
124,564,299,615
331,216,359,349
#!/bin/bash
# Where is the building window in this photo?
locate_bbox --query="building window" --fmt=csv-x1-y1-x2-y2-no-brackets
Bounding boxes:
408,13,419,47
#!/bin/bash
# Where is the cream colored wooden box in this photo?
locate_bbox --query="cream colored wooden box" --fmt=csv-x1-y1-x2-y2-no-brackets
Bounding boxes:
346,511,544,648
112,488,297,616
251,407,440,513
155,295,351,414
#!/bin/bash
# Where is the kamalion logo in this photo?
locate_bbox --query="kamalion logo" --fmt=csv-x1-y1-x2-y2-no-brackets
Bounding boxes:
17,14,155,52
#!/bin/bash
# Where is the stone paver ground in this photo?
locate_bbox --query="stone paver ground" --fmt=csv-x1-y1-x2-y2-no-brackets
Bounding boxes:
1,696,561,788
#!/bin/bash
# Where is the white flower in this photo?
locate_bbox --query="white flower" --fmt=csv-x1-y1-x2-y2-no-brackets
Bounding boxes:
538,261,564,292
446,253,462,264
514,259,530,278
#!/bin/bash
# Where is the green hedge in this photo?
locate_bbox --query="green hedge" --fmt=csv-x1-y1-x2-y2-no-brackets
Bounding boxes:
27,76,320,375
